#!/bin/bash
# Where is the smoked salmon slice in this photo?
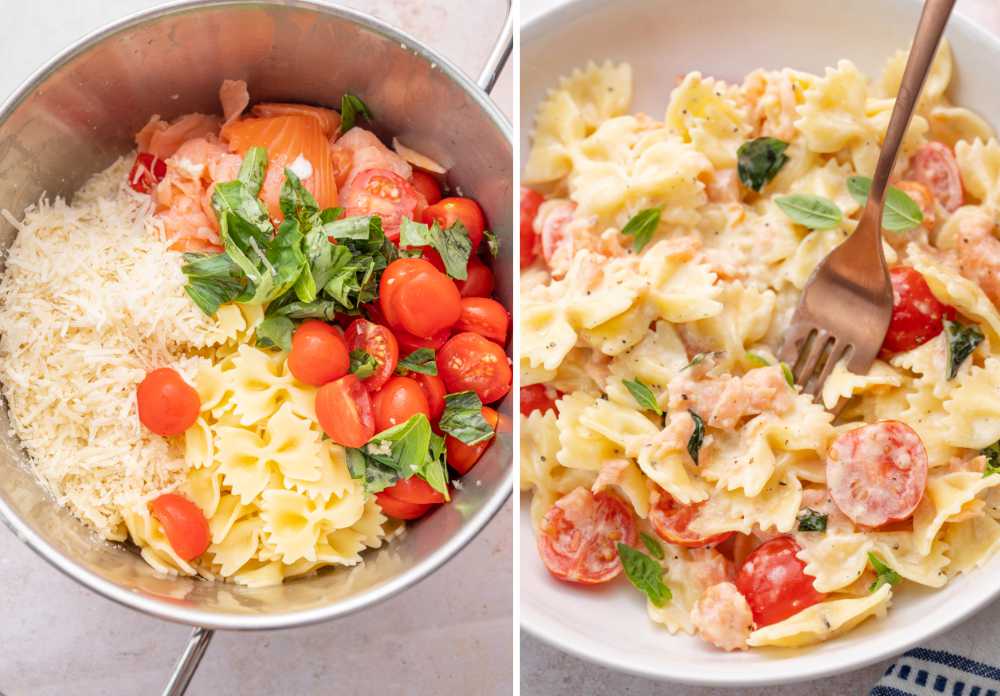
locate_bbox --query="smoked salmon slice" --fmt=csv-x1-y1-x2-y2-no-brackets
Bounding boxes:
221,114,339,219
251,103,341,136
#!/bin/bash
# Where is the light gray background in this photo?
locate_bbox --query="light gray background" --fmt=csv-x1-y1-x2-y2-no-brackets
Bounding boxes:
518,0,1000,695
0,2,512,695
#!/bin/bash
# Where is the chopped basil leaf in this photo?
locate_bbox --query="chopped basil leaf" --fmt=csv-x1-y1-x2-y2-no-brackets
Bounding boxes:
867,552,901,593
640,532,664,560
775,194,843,230
846,175,924,232
797,508,828,532
397,348,438,375
982,441,1000,478
414,431,450,499
483,229,499,258
682,352,716,371
737,137,789,192
781,362,795,387
622,378,663,416
944,319,984,380
439,391,494,445
687,410,705,464
237,146,268,195
621,207,662,252
181,252,246,315
398,217,472,279
255,315,295,352
347,413,433,495
323,214,383,241
340,93,373,133
617,543,671,607
280,168,320,223
350,349,378,379
745,351,771,368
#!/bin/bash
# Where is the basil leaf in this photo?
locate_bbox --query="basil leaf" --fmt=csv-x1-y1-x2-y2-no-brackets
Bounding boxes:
781,362,795,387
621,208,662,253
745,351,771,368
280,168,320,224
212,180,273,240
415,431,450,500
397,348,438,375
255,316,295,352
398,217,472,279
687,410,705,464
622,378,662,416
845,175,924,232
867,552,901,593
775,194,843,230
264,218,308,304
737,137,789,192
944,319,984,380
340,93,373,133
181,252,245,315
983,441,1000,478
682,352,716,371
640,532,664,560
439,391,494,445
218,211,275,303
483,229,499,258
237,146,268,196
797,508,828,532
350,349,378,379
617,543,671,607
320,207,345,224
324,215,382,241
266,296,340,321
348,413,433,495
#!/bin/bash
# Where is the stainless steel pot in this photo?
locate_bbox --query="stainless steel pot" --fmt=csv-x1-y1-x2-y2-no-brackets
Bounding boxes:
0,2,512,693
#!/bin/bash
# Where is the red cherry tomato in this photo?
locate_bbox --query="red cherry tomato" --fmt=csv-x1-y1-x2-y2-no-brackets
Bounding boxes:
446,406,498,475
881,266,955,355
827,420,928,527
375,490,434,520
286,320,350,386
735,536,826,627
137,368,201,436
649,489,734,548
390,265,462,339
438,332,512,404
537,488,638,584
422,197,486,251
128,153,167,194
344,319,399,392
383,476,445,505
456,256,495,298
421,248,447,273
410,170,443,205
342,168,426,241
455,297,509,345
395,326,450,355
150,494,210,560
520,187,544,268
315,374,375,448
520,384,562,416
414,373,447,422
906,141,963,212
372,376,431,432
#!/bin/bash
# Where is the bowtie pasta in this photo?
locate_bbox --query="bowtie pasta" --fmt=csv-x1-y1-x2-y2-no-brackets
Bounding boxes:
520,42,1000,651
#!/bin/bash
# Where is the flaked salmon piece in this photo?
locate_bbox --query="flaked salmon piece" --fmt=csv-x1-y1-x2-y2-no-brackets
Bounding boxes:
954,208,1000,307
691,582,753,651
136,113,222,160
252,102,341,136
332,127,412,188
219,79,250,125
668,365,792,429
221,114,339,219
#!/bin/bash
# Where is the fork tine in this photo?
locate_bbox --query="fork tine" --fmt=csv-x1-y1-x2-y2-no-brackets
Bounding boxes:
793,330,830,386
805,339,850,397
777,324,811,366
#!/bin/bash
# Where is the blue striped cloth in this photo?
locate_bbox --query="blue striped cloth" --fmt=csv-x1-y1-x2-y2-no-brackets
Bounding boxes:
872,649,1000,696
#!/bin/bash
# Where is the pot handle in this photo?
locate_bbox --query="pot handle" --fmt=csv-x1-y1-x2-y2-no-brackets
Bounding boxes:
477,0,513,93
161,627,214,696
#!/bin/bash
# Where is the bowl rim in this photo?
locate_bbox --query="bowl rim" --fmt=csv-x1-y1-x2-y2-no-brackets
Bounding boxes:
519,0,1000,685
0,0,512,632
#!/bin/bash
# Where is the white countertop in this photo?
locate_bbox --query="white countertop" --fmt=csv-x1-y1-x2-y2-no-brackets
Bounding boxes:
0,2,512,695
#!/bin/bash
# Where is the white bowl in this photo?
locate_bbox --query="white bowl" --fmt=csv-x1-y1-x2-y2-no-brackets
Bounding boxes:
519,0,1000,686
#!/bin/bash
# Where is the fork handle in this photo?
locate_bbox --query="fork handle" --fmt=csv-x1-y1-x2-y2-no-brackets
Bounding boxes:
862,0,957,227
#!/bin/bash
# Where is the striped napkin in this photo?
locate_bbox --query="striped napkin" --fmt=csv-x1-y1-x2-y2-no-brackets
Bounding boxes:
873,649,1000,695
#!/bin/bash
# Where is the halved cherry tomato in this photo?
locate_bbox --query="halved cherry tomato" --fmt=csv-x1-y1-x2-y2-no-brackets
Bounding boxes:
395,326,450,355
906,141,963,212
881,266,955,355
342,168,426,241
520,187,544,268
150,493,210,560
137,368,201,436
649,489,734,548
386,263,461,339
373,376,430,432
827,420,928,527
520,384,561,416
456,255,495,298
410,170,443,205
375,490,434,520
438,332,512,404
344,318,399,391
287,320,350,386
315,374,375,448
383,476,445,505
455,297,509,345
735,536,826,627
422,197,486,251
414,373,447,422
537,488,638,584
446,407,498,475
128,153,167,194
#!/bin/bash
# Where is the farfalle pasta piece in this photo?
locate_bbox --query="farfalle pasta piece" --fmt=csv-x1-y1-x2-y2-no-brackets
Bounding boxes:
639,240,722,323
591,459,651,518
742,68,818,141
689,470,802,537
209,515,264,576
912,471,1000,554
578,398,659,458
944,514,1000,576
258,489,325,565
928,105,994,148
124,504,198,577
794,60,870,154
878,39,952,110
955,138,1000,211
606,321,688,408
943,358,1000,450
665,73,750,169
821,359,904,410
747,585,892,648
687,282,775,364
647,547,732,635
555,391,622,471
211,344,318,426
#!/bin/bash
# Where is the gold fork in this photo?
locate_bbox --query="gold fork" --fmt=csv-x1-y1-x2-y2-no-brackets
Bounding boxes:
777,0,957,396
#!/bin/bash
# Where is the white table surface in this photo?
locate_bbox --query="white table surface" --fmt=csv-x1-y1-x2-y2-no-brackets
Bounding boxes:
518,0,1000,694
0,2,512,695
